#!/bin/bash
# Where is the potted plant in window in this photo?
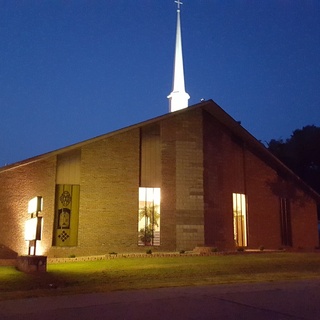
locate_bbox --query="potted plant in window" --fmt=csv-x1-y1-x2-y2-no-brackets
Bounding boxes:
139,226,154,246
138,204,160,246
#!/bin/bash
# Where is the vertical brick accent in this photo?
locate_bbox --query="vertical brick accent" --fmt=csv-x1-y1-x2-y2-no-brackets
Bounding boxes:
203,111,239,250
161,117,177,250
161,109,205,251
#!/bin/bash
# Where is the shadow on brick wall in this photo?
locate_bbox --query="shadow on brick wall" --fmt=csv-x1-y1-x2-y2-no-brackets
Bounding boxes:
0,244,18,259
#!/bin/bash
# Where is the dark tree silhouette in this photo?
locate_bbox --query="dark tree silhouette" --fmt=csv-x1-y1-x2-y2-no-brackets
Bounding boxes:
267,125,320,220
268,125,320,194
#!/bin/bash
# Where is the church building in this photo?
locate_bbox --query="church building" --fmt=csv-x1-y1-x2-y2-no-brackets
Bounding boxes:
0,3,319,258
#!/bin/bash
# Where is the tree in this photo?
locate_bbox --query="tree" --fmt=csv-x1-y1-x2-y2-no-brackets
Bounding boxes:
267,125,320,220
267,125,320,194
138,204,160,245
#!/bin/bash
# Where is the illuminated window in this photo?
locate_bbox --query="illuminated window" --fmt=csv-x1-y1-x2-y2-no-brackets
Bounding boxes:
138,188,160,246
233,193,247,247
53,184,80,247
280,197,292,246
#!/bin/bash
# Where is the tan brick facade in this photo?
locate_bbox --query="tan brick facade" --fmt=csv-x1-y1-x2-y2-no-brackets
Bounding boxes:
0,101,319,257
0,158,56,256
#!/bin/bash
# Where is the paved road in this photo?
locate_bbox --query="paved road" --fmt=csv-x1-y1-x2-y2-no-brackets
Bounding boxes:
0,280,319,319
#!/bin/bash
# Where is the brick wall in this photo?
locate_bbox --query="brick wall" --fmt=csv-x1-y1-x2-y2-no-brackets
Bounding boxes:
246,151,318,250
74,129,140,256
1,105,318,258
245,150,282,248
203,111,238,250
203,110,319,250
291,191,318,249
0,158,56,257
161,109,205,251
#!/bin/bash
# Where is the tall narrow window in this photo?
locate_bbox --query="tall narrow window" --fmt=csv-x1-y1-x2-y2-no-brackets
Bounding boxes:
280,197,292,246
233,193,247,247
53,184,80,247
138,188,160,246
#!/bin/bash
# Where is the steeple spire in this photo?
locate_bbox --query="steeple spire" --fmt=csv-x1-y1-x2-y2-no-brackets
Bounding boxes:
167,1,190,112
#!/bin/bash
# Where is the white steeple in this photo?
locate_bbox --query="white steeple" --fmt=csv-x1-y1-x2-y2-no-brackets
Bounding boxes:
167,1,190,112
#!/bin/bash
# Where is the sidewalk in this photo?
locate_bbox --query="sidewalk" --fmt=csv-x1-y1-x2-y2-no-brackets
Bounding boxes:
0,279,319,319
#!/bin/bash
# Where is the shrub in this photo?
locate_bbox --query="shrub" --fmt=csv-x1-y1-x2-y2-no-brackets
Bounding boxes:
146,249,152,254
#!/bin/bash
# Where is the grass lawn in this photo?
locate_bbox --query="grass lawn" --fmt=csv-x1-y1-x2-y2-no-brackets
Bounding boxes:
0,252,320,301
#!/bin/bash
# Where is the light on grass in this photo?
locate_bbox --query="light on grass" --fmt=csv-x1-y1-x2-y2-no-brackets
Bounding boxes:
2,253,320,302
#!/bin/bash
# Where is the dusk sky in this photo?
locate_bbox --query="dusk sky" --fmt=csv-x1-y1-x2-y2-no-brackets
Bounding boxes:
1,0,319,166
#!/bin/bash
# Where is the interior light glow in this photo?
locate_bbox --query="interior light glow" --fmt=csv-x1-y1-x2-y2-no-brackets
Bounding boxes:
232,193,247,247
138,187,161,246
139,187,160,205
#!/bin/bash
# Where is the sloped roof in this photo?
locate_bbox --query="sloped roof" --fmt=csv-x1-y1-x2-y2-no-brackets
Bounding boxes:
1,99,319,202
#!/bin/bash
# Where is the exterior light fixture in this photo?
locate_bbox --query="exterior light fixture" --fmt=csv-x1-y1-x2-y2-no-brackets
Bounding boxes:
24,217,43,241
17,196,47,272
25,196,43,255
28,196,43,214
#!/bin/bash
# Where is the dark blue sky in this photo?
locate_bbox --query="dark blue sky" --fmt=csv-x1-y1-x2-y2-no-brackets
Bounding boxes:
1,0,319,166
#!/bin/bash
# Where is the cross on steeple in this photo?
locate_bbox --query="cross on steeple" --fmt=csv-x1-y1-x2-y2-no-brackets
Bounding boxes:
175,0,183,11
